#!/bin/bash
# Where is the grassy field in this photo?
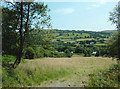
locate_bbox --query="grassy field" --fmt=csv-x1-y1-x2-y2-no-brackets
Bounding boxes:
3,57,118,87
39,57,118,87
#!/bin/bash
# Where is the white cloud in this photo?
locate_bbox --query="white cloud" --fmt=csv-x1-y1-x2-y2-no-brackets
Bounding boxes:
99,0,109,4
87,0,118,10
55,8,75,14
87,4,100,10
87,1,105,10
91,4,100,7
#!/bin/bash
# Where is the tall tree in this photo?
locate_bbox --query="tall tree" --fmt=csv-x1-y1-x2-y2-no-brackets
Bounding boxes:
2,7,19,56
2,1,51,68
109,1,120,61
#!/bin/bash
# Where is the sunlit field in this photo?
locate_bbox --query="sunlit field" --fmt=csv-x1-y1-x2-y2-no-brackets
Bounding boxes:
3,57,118,87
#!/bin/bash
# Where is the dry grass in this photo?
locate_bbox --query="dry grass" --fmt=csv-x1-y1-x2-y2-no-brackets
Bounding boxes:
25,57,116,69
24,57,117,78
3,57,117,87
37,57,117,87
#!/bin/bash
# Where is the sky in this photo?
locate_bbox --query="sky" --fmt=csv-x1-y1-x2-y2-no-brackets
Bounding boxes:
44,1,118,31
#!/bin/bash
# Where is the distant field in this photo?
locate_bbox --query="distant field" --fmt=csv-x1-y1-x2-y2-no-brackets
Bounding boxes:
95,43,106,46
60,39,75,43
76,38,94,41
72,53,84,57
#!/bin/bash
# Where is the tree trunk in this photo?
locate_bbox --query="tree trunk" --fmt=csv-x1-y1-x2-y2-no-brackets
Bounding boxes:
13,3,30,68
24,3,30,39
13,2,23,68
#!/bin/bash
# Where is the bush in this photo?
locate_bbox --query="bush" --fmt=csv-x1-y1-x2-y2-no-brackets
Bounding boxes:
44,50,52,57
2,55,16,67
103,54,108,57
44,50,67,58
23,47,35,59
64,49,72,58
35,46,45,58
2,55,26,68
87,63,119,87
52,51,66,58
95,51,100,57
2,55,16,63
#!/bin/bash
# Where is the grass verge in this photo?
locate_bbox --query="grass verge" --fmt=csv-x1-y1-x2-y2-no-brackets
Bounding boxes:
87,63,120,87
2,58,74,87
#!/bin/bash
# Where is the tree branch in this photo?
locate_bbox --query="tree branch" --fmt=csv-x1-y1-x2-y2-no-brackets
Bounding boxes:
24,3,30,40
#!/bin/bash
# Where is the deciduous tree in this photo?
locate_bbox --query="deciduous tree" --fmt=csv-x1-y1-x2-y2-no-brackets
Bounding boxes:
108,1,120,61
2,1,51,68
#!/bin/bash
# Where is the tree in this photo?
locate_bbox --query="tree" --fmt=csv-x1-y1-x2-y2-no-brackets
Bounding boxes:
2,2,51,68
65,49,72,58
109,1,120,61
75,46,83,53
95,51,100,57
29,30,53,49
107,32,119,59
2,7,19,56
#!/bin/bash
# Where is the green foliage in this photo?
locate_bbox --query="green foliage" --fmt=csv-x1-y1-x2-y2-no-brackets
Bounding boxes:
95,51,100,57
107,31,120,61
64,49,72,58
2,55,16,67
52,30,115,57
2,2,52,65
107,33,118,57
2,7,19,56
34,46,45,58
83,49,91,57
29,30,53,49
87,63,119,87
43,50,66,58
2,55,26,68
109,2,120,60
23,46,68,59
75,46,84,53
23,47,35,59
44,50,52,57
2,60,73,87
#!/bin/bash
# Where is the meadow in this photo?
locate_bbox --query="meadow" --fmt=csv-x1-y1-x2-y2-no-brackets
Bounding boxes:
2,56,118,87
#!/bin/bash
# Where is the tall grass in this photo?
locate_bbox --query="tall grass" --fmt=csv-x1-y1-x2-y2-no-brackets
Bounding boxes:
2,56,117,87
87,63,120,87
2,59,74,87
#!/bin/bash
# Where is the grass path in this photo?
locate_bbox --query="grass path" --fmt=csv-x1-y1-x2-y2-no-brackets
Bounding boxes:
39,71,89,87
38,57,117,87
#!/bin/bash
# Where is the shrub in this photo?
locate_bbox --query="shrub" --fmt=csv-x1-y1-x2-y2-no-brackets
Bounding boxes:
2,55,26,68
23,47,35,59
87,63,119,87
2,55,16,67
44,50,52,57
64,49,72,58
2,55,16,63
95,51,100,57
52,51,66,58
35,46,45,58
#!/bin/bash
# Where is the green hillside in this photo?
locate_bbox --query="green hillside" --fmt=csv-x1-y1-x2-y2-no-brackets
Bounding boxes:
51,29,116,57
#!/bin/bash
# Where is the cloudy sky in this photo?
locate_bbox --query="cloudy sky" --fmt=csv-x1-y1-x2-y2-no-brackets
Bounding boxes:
45,1,118,31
